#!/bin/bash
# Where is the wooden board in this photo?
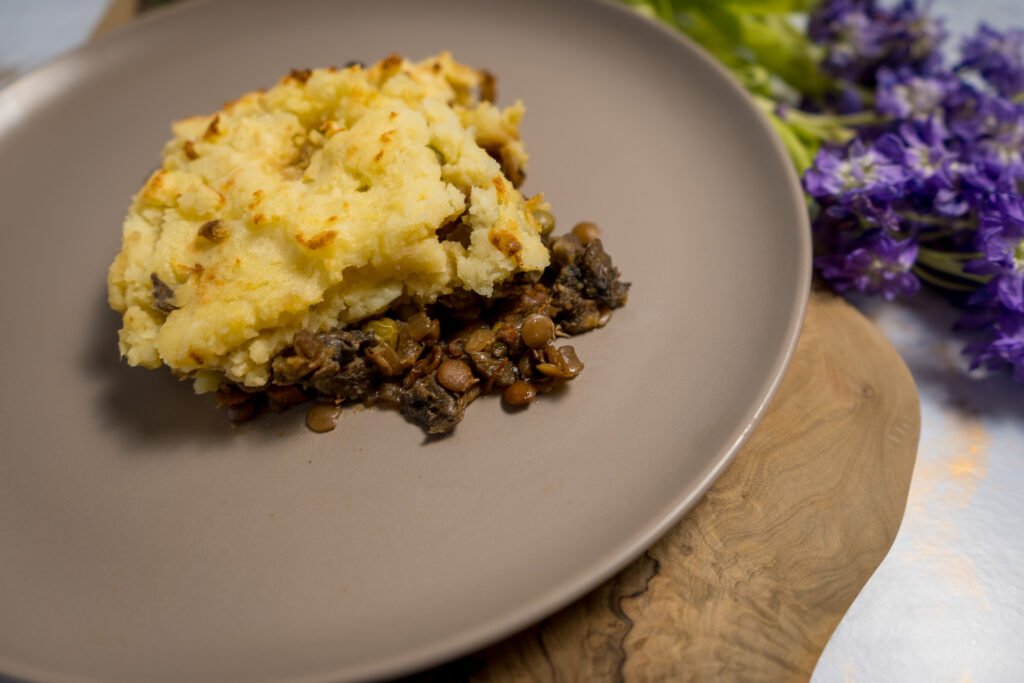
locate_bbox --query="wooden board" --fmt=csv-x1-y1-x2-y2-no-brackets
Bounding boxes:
409,291,921,682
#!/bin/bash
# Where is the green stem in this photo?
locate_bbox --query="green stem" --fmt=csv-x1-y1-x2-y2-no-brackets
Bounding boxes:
851,83,877,106
912,266,979,292
919,247,983,261
900,211,976,230
766,110,814,173
827,110,887,127
754,96,888,130
656,0,676,24
916,248,990,283
916,228,961,242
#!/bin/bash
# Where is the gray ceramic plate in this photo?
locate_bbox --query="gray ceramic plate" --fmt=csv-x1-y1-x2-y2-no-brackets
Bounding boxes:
0,1,810,681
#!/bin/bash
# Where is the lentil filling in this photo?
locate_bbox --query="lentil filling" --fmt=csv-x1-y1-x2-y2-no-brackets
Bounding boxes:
217,221,630,435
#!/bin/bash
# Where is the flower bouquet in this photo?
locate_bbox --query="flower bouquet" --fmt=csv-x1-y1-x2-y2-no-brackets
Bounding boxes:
626,0,1024,380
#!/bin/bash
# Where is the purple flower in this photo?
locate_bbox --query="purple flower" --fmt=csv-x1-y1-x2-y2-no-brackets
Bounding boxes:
875,67,958,120
965,194,1024,313
954,158,1020,197
809,2,884,58
820,195,904,242
882,119,954,179
931,187,971,217
808,0,873,44
946,93,1024,183
977,193,1024,242
801,1,1024,384
956,195,1024,380
812,208,857,258
885,1,948,76
816,231,921,300
877,119,972,215
944,83,993,141
809,0,947,82
812,197,902,264
823,84,871,115
814,6,887,80
962,311,1024,380
804,139,911,202
958,23,1024,97
974,100,1024,174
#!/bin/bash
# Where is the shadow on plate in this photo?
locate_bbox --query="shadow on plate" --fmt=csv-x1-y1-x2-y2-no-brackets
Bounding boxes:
81,283,271,448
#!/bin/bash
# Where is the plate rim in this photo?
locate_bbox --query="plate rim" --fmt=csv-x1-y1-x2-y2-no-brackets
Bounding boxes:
0,0,811,681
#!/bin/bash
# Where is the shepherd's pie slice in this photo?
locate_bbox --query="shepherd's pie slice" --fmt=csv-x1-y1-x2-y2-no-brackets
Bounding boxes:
108,52,549,390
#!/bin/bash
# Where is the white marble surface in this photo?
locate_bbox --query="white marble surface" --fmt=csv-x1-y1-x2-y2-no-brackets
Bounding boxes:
1,1,1021,681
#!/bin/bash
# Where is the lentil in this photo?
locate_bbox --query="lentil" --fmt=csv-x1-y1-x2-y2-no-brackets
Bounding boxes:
437,359,477,393
306,403,343,432
571,221,601,245
532,208,556,236
521,314,555,348
503,380,537,407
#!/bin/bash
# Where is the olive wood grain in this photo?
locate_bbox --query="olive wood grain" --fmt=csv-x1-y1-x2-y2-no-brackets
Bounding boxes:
91,0,137,40
411,290,921,682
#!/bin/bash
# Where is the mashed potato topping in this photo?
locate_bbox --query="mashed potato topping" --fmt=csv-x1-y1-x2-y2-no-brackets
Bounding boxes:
108,52,549,389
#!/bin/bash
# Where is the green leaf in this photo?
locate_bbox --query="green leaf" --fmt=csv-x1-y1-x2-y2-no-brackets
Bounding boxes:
714,9,830,95
630,1,832,97
716,0,819,13
619,0,839,172
766,111,815,173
